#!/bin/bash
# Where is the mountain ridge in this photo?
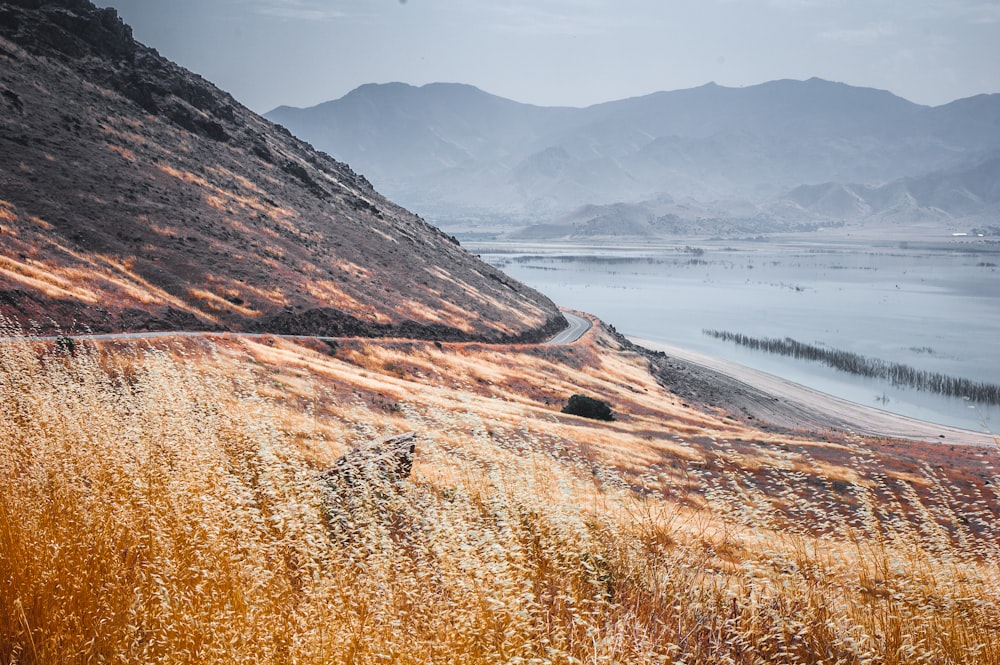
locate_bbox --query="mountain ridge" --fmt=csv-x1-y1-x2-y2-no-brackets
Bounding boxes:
266,79,1000,231
784,154,1000,224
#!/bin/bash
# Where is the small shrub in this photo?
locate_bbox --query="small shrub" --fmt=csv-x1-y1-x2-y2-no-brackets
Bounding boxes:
562,394,614,421
55,335,76,355
383,361,406,378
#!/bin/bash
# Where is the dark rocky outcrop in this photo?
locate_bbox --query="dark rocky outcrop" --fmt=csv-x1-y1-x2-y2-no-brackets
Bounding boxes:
0,0,136,60
319,432,417,489
561,394,614,421
318,433,427,547
259,308,567,344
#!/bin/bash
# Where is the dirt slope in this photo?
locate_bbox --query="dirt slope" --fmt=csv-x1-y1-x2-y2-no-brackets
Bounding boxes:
0,0,565,340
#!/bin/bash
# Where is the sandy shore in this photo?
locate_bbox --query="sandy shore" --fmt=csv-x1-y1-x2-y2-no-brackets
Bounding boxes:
629,336,998,447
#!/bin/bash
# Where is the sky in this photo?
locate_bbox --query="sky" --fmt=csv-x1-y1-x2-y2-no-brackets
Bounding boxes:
103,0,1000,113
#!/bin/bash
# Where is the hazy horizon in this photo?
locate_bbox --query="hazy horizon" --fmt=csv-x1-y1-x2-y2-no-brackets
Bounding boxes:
102,0,1000,114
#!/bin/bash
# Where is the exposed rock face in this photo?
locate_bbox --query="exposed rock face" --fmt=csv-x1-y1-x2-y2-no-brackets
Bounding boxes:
1,0,136,60
0,0,565,341
320,432,417,489
318,432,422,545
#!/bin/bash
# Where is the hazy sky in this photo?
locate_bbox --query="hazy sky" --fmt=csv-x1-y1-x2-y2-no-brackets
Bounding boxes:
104,0,1000,113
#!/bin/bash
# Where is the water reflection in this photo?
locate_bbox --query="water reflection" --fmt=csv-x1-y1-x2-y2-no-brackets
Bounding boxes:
474,240,1000,433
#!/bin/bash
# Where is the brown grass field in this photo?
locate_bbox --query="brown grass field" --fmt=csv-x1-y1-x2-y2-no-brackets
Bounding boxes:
2,319,999,664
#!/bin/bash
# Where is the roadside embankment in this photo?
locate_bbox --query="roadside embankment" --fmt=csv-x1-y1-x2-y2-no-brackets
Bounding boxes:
628,335,997,446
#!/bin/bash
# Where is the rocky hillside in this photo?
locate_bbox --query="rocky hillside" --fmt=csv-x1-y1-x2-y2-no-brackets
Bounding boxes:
0,0,565,340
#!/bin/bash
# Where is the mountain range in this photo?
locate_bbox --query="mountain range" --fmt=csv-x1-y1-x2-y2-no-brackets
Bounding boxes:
267,80,1000,236
0,0,563,339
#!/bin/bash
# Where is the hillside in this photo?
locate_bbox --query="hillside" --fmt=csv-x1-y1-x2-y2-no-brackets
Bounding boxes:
512,155,1000,240
511,198,837,241
2,323,999,662
268,82,581,191
783,154,1000,228
266,80,1000,229
0,0,564,340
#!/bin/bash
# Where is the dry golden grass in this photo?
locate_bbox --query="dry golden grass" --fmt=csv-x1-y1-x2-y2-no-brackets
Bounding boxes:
2,323,999,664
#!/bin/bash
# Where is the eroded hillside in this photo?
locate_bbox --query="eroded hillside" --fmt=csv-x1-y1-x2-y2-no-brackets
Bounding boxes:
0,0,564,340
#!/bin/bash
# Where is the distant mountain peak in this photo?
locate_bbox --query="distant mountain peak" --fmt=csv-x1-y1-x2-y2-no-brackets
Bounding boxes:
265,77,1000,230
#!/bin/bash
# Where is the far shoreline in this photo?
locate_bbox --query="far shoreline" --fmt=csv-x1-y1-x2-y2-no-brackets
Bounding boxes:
628,335,998,447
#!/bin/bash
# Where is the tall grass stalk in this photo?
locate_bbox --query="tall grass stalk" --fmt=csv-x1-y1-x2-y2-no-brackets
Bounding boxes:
2,330,999,663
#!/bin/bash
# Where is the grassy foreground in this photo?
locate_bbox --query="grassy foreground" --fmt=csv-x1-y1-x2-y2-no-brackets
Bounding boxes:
2,323,999,664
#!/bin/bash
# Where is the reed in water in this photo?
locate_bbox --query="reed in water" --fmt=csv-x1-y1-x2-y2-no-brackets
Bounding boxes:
704,329,1000,406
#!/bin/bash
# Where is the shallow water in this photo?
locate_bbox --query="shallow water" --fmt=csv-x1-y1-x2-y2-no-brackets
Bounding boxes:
471,239,1000,434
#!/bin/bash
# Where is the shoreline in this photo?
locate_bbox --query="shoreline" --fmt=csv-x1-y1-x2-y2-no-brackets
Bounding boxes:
629,335,998,447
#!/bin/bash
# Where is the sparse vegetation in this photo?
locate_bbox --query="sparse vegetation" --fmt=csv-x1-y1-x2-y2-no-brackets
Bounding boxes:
0,2,564,340
2,326,999,663
705,329,1000,405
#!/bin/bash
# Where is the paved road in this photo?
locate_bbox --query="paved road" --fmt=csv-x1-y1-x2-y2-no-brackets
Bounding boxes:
544,311,592,345
0,330,220,343
0,330,357,348
5,316,990,444
1,311,592,346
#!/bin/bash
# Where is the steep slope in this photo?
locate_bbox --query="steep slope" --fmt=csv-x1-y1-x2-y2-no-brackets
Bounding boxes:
266,79,1000,226
267,82,587,222
0,0,565,340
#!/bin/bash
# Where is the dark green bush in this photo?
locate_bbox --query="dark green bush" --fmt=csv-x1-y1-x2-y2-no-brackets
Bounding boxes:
561,394,614,421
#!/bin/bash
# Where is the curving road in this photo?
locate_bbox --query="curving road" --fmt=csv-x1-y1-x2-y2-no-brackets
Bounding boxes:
0,311,593,347
544,311,592,345
4,313,993,445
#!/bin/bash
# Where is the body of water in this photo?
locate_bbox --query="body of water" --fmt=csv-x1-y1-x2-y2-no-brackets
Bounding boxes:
471,239,1000,434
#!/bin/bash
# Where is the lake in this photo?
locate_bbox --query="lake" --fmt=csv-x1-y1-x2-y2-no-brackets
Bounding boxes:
469,238,1000,434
